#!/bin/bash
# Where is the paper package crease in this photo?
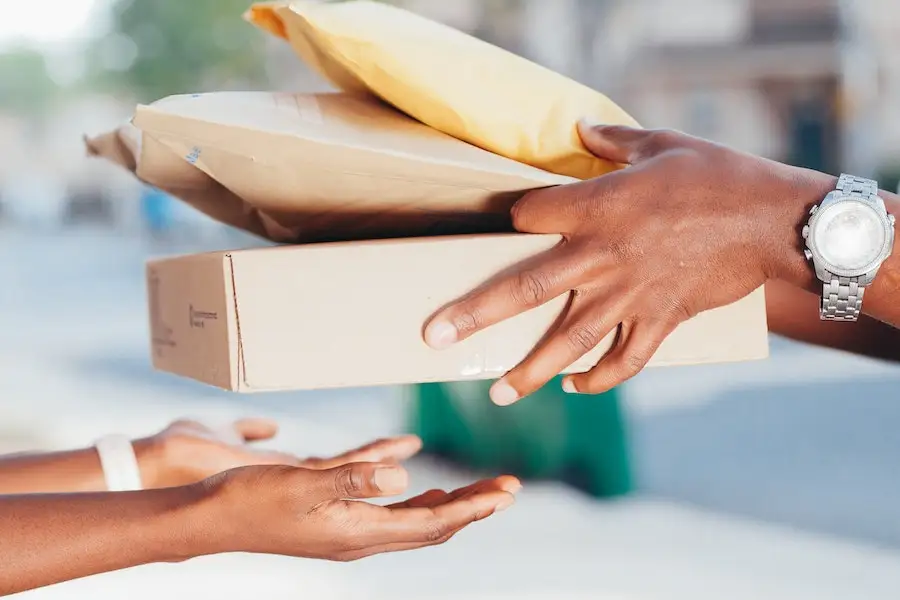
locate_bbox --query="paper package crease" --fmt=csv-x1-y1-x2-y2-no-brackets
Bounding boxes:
88,91,579,243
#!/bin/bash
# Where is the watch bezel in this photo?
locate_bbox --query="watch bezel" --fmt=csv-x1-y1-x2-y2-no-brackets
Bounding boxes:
806,194,895,278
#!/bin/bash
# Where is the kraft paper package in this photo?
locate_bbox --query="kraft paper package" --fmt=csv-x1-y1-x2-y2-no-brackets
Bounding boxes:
86,119,278,240
246,0,640,180
87,91,575,243
83,4,772,393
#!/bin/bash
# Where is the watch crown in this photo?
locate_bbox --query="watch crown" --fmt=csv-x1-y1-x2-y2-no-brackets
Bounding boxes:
809,205,818,215
804,249,813,261
890,214,896,226
802,225,810,239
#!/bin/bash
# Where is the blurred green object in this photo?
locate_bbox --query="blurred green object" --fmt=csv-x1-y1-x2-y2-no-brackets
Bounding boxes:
408,377,632,498
90,0,270,102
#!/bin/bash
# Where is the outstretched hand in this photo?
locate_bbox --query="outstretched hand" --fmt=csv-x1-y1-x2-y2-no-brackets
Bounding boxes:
139,418,421,488
207,463,519,561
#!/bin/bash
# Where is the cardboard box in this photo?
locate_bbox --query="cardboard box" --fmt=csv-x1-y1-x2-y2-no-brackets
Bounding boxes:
147,234,769,392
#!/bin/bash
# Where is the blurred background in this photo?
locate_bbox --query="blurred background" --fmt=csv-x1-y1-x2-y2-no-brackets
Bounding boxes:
3,0,900,598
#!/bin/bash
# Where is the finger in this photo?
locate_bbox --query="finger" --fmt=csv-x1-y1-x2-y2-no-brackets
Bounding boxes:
576,121,650,164
338,507,487,560
234,418,279,442
303,435,423,470
386,475,521,509
566,318,676,394
578,121,687,166
361,489,516,549
441,475,522,502
387,488,448,509
508,180,596,235
424,244,589,350
492,293,627,405
305,462,409,502
243,449,302,467
512,169,646,236
168,419,206,434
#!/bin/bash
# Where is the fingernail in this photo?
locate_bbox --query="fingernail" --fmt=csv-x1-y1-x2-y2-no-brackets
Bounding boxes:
494,495,516,512
505,479,523,494
424,320,458,350
490,380,519,406
562,378,578,394
373,466,408,493
578,116,604,129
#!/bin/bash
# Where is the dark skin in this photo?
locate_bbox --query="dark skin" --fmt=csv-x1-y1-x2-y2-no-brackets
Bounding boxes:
0,428,519,596
765,279,900,363
424,122,900,404
1,465,518,595
0,418,312,494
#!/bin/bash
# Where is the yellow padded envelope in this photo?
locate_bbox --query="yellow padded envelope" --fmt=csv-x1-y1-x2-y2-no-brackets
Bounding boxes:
247,0,640,180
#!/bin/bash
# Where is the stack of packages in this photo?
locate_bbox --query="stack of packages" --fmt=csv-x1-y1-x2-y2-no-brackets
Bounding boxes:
88,1,768,394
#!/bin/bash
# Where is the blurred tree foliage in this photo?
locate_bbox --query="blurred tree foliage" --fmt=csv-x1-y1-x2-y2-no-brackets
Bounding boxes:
90,0,270,101
0,49,59,115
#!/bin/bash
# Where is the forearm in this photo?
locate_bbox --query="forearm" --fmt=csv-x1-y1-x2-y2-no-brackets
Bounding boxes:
765,279,900,361
0,439,159,494
0,487,211,596
770,168,900,329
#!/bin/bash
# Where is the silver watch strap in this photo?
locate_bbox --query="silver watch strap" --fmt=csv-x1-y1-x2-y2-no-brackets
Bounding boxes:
821,277,865,321
836,173,878,199
819,174,879,322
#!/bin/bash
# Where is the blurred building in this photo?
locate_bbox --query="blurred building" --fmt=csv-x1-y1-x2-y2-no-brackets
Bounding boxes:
594,0,900,178
377,0,900,179
607,0,841,172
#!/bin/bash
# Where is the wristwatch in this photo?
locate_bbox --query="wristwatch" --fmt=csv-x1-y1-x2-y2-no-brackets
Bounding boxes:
802,173,895,321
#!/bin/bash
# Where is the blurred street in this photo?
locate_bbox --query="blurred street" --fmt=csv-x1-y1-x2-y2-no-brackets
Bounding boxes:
3,225,900,599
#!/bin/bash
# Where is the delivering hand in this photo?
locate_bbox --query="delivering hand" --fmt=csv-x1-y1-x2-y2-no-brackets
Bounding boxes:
425,121,826,404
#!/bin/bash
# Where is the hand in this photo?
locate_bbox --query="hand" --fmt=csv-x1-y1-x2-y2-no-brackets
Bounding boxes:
135,418,424,488
199,463,520,561
424,121,831,403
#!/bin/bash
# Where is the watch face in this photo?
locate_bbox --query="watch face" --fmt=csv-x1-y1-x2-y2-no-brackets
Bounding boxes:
812,200,887,272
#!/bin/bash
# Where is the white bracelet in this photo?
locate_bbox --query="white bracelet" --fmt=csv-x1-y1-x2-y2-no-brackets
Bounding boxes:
95,434,144,492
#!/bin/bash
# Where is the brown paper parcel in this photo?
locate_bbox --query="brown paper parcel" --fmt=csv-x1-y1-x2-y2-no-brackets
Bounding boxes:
246,0,640,180
87,91,575,243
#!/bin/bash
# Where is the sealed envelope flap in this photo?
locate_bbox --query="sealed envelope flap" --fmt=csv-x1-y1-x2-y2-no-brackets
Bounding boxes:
247,1,640,181
127,91,574,242
220,234,768,392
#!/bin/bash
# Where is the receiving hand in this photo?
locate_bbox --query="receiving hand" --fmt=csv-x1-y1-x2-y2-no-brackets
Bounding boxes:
135,418,424,488
198,463,519,562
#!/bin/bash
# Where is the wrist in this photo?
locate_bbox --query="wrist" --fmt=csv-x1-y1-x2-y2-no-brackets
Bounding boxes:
132,436,166,489
133,434,206,489
764,164,836,291
140,483,223,562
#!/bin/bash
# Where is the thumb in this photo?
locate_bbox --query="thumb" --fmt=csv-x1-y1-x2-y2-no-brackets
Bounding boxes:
577,119,651,165
306,462,410,501
233,418,279,442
